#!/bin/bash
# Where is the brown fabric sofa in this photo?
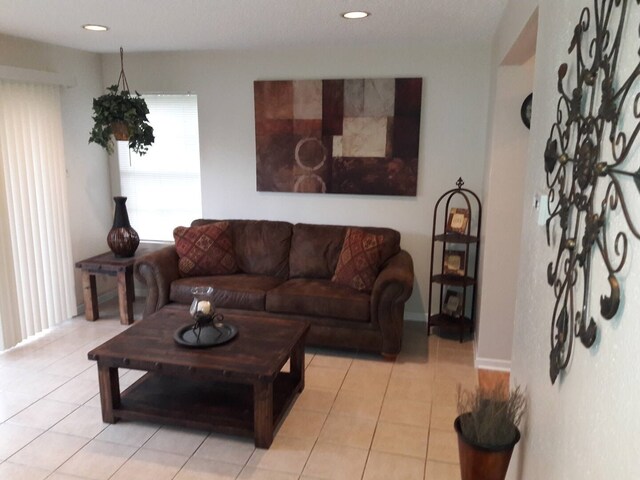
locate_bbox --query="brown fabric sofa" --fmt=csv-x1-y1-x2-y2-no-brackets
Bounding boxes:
135,219,414,358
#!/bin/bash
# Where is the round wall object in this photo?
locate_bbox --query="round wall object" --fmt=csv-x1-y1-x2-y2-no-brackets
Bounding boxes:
521,93,533,129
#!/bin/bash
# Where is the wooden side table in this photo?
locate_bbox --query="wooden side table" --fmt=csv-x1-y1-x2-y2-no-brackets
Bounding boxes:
75,243,168,325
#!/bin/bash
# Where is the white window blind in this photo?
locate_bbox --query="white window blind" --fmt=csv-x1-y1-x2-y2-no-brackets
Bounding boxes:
117,94,202,241
0,81,77,349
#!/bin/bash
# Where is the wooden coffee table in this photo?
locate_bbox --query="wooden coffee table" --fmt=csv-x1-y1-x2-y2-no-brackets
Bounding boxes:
87,306,309,448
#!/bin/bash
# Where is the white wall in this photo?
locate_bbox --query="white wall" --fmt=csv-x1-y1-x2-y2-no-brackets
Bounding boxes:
101,44,493,317
475,3,537,370
0,34,114,304
495,0,539,66
500,0,640,478
476,60,534,371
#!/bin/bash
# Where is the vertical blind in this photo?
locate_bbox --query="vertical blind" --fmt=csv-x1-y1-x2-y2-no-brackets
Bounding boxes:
0,81,76,349
117,94,202,241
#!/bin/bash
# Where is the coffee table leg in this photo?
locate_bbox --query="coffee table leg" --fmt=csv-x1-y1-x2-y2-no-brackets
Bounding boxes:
82,271,99,321
98,364,121,423
290,338,305,393
117,270,134,325
254,381,274,448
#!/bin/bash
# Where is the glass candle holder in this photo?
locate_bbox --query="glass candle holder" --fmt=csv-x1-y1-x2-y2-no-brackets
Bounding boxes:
189,286,214,319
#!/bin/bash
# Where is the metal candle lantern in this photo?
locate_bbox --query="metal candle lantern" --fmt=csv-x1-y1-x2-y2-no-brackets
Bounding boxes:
189,287,225,343
174,287,238,348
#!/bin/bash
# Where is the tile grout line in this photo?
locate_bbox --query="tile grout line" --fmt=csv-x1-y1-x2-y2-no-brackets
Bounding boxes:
359,357,394,480
425,333,440,477
294,351,344,479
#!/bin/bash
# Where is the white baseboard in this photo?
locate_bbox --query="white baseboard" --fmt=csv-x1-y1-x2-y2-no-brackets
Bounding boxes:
474,357,511,372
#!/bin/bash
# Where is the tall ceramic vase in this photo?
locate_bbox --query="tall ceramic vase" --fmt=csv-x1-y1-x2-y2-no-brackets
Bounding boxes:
107,196,139,258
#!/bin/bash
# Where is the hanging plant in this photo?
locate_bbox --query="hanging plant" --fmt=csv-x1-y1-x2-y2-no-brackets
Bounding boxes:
89,48,154,155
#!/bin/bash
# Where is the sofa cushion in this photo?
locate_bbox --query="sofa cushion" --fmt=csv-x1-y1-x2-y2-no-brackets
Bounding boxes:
332,228,387,292
192,219,292,279
170,274,285,311
289,224,346,279
289,223,402,280
266,278,370,322
173,222,238,277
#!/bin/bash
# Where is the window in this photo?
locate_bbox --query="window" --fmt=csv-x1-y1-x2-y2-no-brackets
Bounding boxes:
117,94,202,241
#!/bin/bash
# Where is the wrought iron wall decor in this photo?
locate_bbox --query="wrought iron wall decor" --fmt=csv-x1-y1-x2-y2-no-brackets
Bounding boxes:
544,0,640,384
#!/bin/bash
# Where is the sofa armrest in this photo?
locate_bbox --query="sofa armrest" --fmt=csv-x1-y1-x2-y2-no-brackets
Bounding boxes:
370,250,414,357
134,245,180,317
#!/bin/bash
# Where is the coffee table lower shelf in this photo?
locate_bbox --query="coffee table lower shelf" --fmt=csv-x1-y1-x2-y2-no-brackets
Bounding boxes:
109,371,300,447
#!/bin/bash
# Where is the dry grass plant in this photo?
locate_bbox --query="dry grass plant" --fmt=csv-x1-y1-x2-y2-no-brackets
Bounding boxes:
457,381,526,448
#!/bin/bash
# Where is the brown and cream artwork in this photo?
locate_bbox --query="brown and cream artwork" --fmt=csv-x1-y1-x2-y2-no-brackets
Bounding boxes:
254,78,422,196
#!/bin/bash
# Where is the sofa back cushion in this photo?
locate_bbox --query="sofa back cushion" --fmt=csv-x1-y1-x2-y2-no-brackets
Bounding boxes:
289,223,401,280
192,219,292,278
173,222,238,277
289,224,345,279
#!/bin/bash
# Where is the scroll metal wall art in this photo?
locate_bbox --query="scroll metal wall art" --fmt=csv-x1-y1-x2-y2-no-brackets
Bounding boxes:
254,78,422,196
544,0,640,384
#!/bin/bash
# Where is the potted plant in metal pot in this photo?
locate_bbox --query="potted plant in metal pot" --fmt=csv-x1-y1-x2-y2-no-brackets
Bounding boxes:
89,48,154,155
454,382,526,480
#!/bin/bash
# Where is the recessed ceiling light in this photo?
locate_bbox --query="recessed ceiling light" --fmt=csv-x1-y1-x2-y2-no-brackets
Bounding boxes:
342,11,370,19
82,24,109,32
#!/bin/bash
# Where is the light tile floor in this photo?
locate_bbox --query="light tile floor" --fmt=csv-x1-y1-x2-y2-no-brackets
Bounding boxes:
0,299,476,480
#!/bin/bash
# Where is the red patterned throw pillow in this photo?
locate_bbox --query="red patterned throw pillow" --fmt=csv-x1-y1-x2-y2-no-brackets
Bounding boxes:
173,222,238,277
332,228,385,292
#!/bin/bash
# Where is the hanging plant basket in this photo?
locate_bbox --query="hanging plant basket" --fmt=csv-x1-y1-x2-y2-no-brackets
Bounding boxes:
89,47,154,155
110,121,130,141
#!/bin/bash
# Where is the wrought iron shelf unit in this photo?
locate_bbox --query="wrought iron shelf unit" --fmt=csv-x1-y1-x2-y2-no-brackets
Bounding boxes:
428,178,482,342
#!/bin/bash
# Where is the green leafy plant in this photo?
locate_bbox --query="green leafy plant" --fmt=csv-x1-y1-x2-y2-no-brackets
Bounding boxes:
457,382,526,448
89,84,154,155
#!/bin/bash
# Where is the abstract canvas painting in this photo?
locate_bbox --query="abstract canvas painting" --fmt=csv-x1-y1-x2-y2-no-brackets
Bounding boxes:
254,78,422,196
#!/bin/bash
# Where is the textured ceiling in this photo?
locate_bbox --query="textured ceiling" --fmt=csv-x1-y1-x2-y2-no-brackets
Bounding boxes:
0,0,508,53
